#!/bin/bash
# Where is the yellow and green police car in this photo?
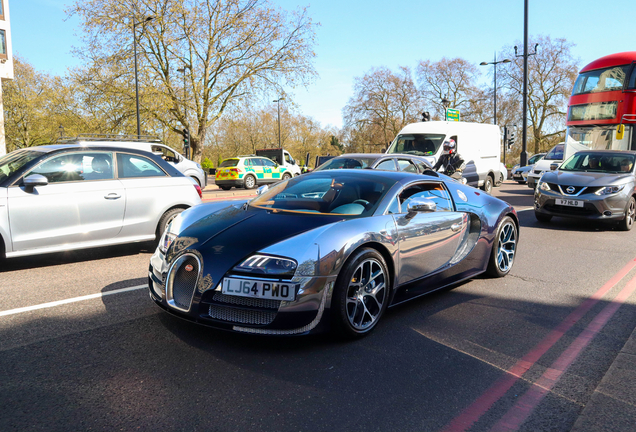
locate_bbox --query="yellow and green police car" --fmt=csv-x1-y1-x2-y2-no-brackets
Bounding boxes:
215,155,293,190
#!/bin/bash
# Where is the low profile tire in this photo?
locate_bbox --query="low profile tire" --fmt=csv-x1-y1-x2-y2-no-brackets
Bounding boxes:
331,248,390,339
482,175,493,194
534,211,552,223
618,196,636,231
486,216,517,278
244,175,256,189
282,172,292,181
219,185,232,191
156,208,184,241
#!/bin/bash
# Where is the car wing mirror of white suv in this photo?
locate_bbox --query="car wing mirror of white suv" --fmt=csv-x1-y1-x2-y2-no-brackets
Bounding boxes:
23,174,49,191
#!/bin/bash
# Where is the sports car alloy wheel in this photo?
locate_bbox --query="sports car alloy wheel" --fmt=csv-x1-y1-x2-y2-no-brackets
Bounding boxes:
345,258,387,331
486,216,517,277
331,248,389,338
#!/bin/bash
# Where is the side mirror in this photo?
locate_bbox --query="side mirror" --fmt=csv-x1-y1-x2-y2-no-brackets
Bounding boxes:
256,185,269,196
23,174,49,191
405,197,436,219
550,163,559,171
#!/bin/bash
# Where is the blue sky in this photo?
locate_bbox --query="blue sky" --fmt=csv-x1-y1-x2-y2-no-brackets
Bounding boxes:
9,0,636,128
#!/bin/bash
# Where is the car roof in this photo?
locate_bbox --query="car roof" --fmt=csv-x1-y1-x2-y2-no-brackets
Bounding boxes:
304,167,439,182
576,150,636,156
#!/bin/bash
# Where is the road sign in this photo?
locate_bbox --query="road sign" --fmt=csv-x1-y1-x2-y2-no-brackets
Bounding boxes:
445,108,460,122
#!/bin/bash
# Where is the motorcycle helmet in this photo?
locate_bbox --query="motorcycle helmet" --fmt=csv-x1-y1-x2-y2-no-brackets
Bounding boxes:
442,139,456,155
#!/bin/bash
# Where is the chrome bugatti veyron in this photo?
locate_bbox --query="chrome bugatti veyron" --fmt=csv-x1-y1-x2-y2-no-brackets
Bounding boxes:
148,169,519,338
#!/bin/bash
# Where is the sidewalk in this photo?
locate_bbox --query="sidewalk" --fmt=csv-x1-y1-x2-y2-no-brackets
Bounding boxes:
570,325,636,431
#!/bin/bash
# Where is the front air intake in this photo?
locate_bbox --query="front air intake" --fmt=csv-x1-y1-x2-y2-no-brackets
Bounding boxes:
166,253,201,312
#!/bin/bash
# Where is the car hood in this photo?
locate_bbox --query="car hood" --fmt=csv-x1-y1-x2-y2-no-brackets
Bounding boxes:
165,205,346,286
542,170,633,187
513,165,534,174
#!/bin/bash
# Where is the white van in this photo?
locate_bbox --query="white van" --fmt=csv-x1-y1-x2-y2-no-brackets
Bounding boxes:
255,148,302,176
386,121,502,192
60,136,207,187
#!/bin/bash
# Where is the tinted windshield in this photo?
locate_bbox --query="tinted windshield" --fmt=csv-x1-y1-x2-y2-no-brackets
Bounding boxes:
389,134,445,156
0,149,43,182
219,159,239,167
250,173,396,216
572,65,630,95
545,145,564,161
314,157,378,171
560,152,635,173
528,154,545,164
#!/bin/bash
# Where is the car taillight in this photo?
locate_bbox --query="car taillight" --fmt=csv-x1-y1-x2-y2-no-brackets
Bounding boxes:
193,184,202,199
230,168,242,174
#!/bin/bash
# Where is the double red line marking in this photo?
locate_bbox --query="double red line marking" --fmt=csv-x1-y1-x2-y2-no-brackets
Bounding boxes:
443,258,636,432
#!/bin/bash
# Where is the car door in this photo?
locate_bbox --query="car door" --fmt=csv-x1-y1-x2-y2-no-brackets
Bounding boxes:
261,158,280,183
391,181,468,286
7,151,125,252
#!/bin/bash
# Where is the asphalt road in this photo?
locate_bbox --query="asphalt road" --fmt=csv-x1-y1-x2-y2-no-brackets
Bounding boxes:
1,181,636,432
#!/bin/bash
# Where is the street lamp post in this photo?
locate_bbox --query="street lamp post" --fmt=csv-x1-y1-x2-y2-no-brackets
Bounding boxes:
177,65,189,158
133,16,154,139
480,53,511,125
273,97,284,147
58,125,64,139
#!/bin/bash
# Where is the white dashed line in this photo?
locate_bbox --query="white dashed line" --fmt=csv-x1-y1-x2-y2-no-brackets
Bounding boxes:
0,284,148,317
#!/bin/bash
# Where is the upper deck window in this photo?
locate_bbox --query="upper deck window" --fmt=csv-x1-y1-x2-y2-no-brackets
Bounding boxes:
572,65,630,95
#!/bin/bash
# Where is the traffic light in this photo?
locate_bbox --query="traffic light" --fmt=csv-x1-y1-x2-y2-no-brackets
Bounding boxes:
421,111,431,122
183,128,190,149
507,129,515,149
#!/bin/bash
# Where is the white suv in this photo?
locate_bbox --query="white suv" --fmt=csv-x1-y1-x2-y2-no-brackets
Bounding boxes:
527,143,564,189
60,136,207,187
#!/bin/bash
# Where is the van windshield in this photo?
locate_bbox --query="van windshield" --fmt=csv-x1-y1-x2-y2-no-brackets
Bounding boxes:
389,134,445,156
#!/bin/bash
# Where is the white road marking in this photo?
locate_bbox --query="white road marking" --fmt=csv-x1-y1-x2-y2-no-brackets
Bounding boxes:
0,284,148,317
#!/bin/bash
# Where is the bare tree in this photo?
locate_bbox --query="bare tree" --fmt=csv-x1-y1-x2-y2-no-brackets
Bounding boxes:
416,57,482,121
498,35,579,153
343,66,420,150
68,0,318,162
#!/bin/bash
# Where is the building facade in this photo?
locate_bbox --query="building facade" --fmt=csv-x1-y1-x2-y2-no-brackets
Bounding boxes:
0,0,13,156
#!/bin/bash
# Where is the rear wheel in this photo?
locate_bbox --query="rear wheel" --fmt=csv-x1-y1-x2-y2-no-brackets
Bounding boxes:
482,175,493,194
534,211,552,223
244,175,256,189
486,216,517,277
219,185,232,191
282,172,292,181
331,248,390,338
618,196,636,231
156,208,184,241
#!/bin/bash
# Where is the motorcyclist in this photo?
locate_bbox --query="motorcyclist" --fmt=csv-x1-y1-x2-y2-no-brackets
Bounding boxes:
433,139,465,181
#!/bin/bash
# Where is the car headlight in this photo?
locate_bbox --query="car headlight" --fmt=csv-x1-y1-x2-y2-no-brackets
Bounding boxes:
538,181,551,191
159,230,177,254
196,163,202,169
233,255,298,278
595,185,626,196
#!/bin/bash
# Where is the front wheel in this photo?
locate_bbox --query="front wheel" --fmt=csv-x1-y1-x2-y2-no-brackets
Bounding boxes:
330,248,390,339
156,208,184,242
618,196,636,231
486,216,517,278
482,175,493,194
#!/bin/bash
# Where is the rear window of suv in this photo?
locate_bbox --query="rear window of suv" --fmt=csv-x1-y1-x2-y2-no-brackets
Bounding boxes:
220,159,239,167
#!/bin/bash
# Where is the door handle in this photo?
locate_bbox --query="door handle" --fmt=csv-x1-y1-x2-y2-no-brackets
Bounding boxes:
104,193,121,200
451,223,462,232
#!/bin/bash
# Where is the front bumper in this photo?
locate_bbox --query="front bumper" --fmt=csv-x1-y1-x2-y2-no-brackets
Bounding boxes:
534,187,630,221
148,248,337,335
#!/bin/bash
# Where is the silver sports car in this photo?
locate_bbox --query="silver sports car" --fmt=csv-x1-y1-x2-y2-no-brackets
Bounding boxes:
534,150,636,230
149,170,519,338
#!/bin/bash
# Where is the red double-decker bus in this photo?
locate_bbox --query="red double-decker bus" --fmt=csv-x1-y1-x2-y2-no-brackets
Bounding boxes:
565,51,636,160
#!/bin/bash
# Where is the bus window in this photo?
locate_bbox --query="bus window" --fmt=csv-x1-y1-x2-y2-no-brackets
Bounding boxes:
572,65,630,95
